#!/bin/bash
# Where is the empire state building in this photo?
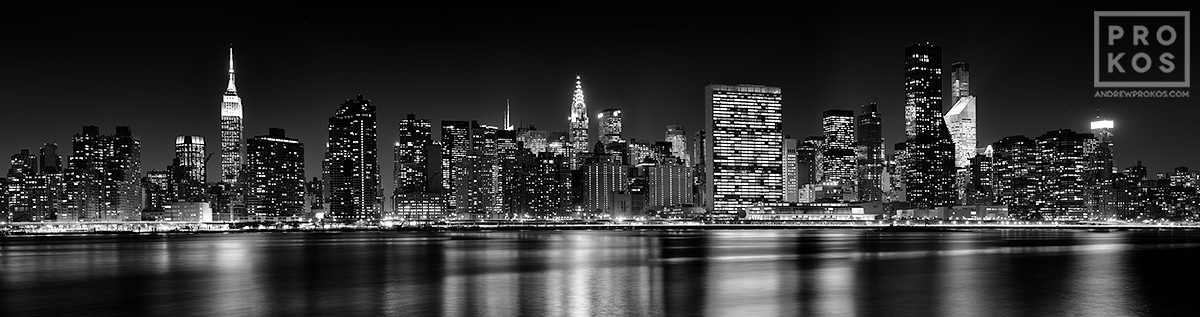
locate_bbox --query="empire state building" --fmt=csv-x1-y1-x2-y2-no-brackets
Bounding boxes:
221,47,244,184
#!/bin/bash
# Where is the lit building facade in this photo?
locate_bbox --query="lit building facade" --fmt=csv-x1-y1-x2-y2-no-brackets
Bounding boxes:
648,160,693,209
904,42,943,139
585,162,629,214
245,128,305,220
821,109,857,201
175,136,205,183
1090,116,1117,218
220,47,243,185
394,114,433,197
324,95,382,222
783,138,799,202
441,120,471,209
599,108,622,146
705,84,783,214
665,125,690,167
1034,129,1096,220
903,42,955,209
992,136,1039,218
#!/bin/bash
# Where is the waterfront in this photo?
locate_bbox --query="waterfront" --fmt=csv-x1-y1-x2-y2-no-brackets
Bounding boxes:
2,229,1198,316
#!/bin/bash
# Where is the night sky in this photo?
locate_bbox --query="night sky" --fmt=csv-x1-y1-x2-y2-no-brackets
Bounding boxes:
1,6,1192,195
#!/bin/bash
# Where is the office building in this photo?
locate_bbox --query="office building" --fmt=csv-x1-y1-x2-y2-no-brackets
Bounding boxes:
705,84,783,213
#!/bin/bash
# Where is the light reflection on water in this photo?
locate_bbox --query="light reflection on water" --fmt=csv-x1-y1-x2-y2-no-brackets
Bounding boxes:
1,230,1198,316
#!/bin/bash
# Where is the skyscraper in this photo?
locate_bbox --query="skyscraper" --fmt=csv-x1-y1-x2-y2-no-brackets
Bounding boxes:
904,42,943,139
905,122,956,209
220,47,243,185
856,104,884,202
108,127,142,221
1090,115,1117,218
705,84,783,214
175,136,206,183
665,125,690,167
903,42,955,209
393,114,441,218
951,62,970,104
598,108,622,145
568,75,589,170
945,61,977,205
324,95,382,222
462,123,498,216
441,120,471,209
821,109,857,201
245,128,305,220
395,114,433,197
944,82,977,168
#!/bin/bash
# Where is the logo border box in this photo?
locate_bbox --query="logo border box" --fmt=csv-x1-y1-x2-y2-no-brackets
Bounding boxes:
1094,11,1190,88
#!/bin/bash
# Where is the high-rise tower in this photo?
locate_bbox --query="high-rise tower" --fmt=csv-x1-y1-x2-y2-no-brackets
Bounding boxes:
904,42,943,139
903,42,955,209
951,62,970,104
220,46,243,184
568,75,589,169
856,104,884,202
324,95,382,222
945,61,977,205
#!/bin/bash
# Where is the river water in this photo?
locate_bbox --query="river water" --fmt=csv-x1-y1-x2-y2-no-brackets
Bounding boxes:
1,229,1197,316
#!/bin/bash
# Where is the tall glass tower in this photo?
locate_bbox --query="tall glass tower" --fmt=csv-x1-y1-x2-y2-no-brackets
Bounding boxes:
704,84,783,214
220,47,243,184
904,42,943,139
904,42,955,209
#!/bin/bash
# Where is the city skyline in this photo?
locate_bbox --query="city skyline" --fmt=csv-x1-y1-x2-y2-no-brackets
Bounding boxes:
0,6,1192,200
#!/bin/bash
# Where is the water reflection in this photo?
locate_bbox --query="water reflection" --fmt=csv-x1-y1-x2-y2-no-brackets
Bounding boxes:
1,230,1198,316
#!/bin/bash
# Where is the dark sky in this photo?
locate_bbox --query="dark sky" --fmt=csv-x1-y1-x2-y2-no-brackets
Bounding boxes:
1,5,1193,195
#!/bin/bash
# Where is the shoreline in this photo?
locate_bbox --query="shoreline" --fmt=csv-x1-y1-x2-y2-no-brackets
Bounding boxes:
4,224,1197,237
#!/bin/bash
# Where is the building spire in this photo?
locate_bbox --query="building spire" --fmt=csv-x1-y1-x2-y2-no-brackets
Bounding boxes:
226,45,237,94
